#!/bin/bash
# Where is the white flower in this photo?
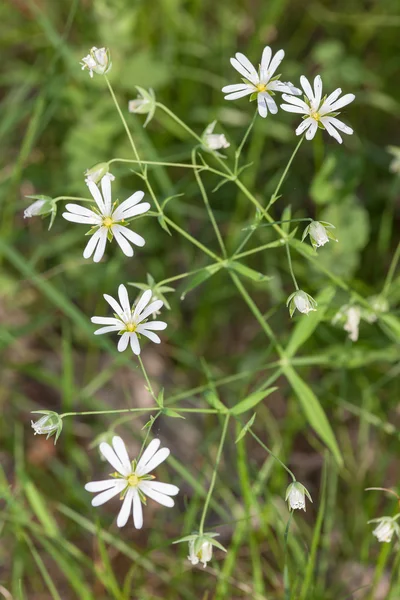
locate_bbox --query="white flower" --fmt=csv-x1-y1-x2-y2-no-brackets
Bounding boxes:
84,162,115,185
188,539,213,568
62,175,150,263
302,220,337,250
80,47,111,78
287,290,317,317
285,482,312,512
91,284,167,355
222,46,300,118
31,411,63,443
128,87,156,127
387,146,400,174
344,306,361,342
85,437,179,529
370,517,399,543
280,75,355,143
24,199,47,218
201,121,230,153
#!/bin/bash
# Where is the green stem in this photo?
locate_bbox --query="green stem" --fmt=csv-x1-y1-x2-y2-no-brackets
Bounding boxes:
267,136,304,209
60,407,222,419
286,243,299,290
108,157,226,177
105,76,141,167
382,240,400,297
138,355,157,401
192,148,227,258
163,215,223,262
199,413,230,535
53,196,93,204
157,264,219,287
234,109,258,175
249,430,296,482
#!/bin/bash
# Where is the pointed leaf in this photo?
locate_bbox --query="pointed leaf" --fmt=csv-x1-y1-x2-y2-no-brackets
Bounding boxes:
235,413,256,443
228,261,272,283
231,387,277,415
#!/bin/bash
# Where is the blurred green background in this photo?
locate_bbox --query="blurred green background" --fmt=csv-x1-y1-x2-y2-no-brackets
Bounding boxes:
1,0,400,598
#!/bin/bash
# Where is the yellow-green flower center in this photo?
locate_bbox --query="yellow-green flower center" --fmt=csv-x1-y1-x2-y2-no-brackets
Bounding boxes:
126,322,137,332
127,473,139,487
103,216,114,228
311,112,320,121
256,83,267,93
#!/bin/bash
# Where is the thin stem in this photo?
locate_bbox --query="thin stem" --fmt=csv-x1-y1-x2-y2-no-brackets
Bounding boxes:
157,264,219,287
53,196,93,204
199,413,230,535
59,407,222,419
105,76,141,167
138,355,157,401
192,148,227,258
233,240,286,260
249,430,296,482
108,157,226,178
267,136,304,209
234,109,258,174
382,240,400,297
163,215,223,262
286,243,299,290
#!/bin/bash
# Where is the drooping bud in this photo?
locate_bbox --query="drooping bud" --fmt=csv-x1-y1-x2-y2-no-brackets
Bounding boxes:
173,531,226,569
24,196,53,219
128,87,156,127
370,517,400,543
31,411,63,444
80,47,112,78
285,481,313,512
84,163,114,185
201,121,230,155
287,290,317,317
302,220,337,250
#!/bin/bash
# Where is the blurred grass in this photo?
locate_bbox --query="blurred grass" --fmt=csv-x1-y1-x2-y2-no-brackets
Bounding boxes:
1,0,400,598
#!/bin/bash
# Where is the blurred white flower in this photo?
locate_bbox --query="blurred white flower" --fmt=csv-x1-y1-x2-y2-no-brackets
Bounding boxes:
85,436,179,529
370,517,400,543
91,284,167,355
84,162,115,185
128,87,156,127
344,306,361,342
222,46,300,118
201,121,230,153
31,411,63,443
387,146,400,174
285,481,312,511
287,290,317,317
24,199,47,218
62,175,150,263
280,75,355,143
80,47,111,77
188,539,213,568
302,220,337,250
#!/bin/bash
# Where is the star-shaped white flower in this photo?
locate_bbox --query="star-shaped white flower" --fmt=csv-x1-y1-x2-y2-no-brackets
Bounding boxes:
62,175,150,263
85,437,179,529
91,284,167,355
222,46,300,118
280,75,355,143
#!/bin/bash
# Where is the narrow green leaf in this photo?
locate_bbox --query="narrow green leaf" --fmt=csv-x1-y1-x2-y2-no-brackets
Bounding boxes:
156,388,164,408
284,366,342,466
163,409,185,419
231,387,277,415
204,390,228,413
235,413,256,443
24,480,59,537
228,261,272,283
180,265,221,300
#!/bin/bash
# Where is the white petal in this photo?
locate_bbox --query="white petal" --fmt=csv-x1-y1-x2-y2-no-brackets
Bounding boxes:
99,442,130,476
136,439,161,475
137,329,161,344
117,488,134,528
93,324,122,335
280,103,307,114
91,480,126,506
320,87,342,111
64,204,99,219
143,481,179,496
112,437,132,474
267,49,284,77
223,87,253,101
130,333,141,355
83,229,103,260
139,481,175,507
135,302,164,324
101,175,112,215
118,284,131,317
327,93,355,112
112,224,145,247
281,93,309,109
268,81,297,95
113,202,150,221
93,229,108,263
85,480,118,493
103,294,124,319
62,213,99,225
111,191,144,220
137,320,167,331
132,491,143,529
118,332,130,352
325,116,353,135
112,227,134,258
320,118,342,144
295,117,313,136
260,46,272,73
305,120,318,140
312,75,323,110
300,75,314,102
230,53,259,85
91,316,123,325
257,93,268,118
222,83,252,93
138,448,170,476
133,289,152,320
87,181,106,214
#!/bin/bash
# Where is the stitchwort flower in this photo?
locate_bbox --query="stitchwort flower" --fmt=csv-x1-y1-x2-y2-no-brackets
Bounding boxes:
31,411,63,444
222,46,300,118
62,175,150,263
91,284,167,355
369,517,400,543
287,290,317,317
302,220,337,250
80,47,111,77
280,75,355,143
285,481,313,512
85,437,179,529
201,121,230,155
128,86,156,128
174,532,226,568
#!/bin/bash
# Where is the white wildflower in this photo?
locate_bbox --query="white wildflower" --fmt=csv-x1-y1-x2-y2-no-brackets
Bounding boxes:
285,481,312,512
302,220,337,250
24,200,47,218
387,146,400,174
344,306,361,342
287,290,317,317
62,175,150,263
85,437,179,529
222,46,300,118
280,75,355,143
188,539,213,568
31,411,63,443
80,47,111,78
128,87,156,127
370,517,400,543
91,284,167,355
201,121,230,153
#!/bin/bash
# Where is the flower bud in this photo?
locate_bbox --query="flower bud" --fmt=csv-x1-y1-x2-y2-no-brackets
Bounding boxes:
188,539,213,568
287,290,317,317
24,196,53,219
84,163,114,185
80,47,112,78
128,87,156,127
201,121,230,154
285,481,312,512
370,517,400,543
31,411,63,444
343,306,361,342
302,220,337,250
